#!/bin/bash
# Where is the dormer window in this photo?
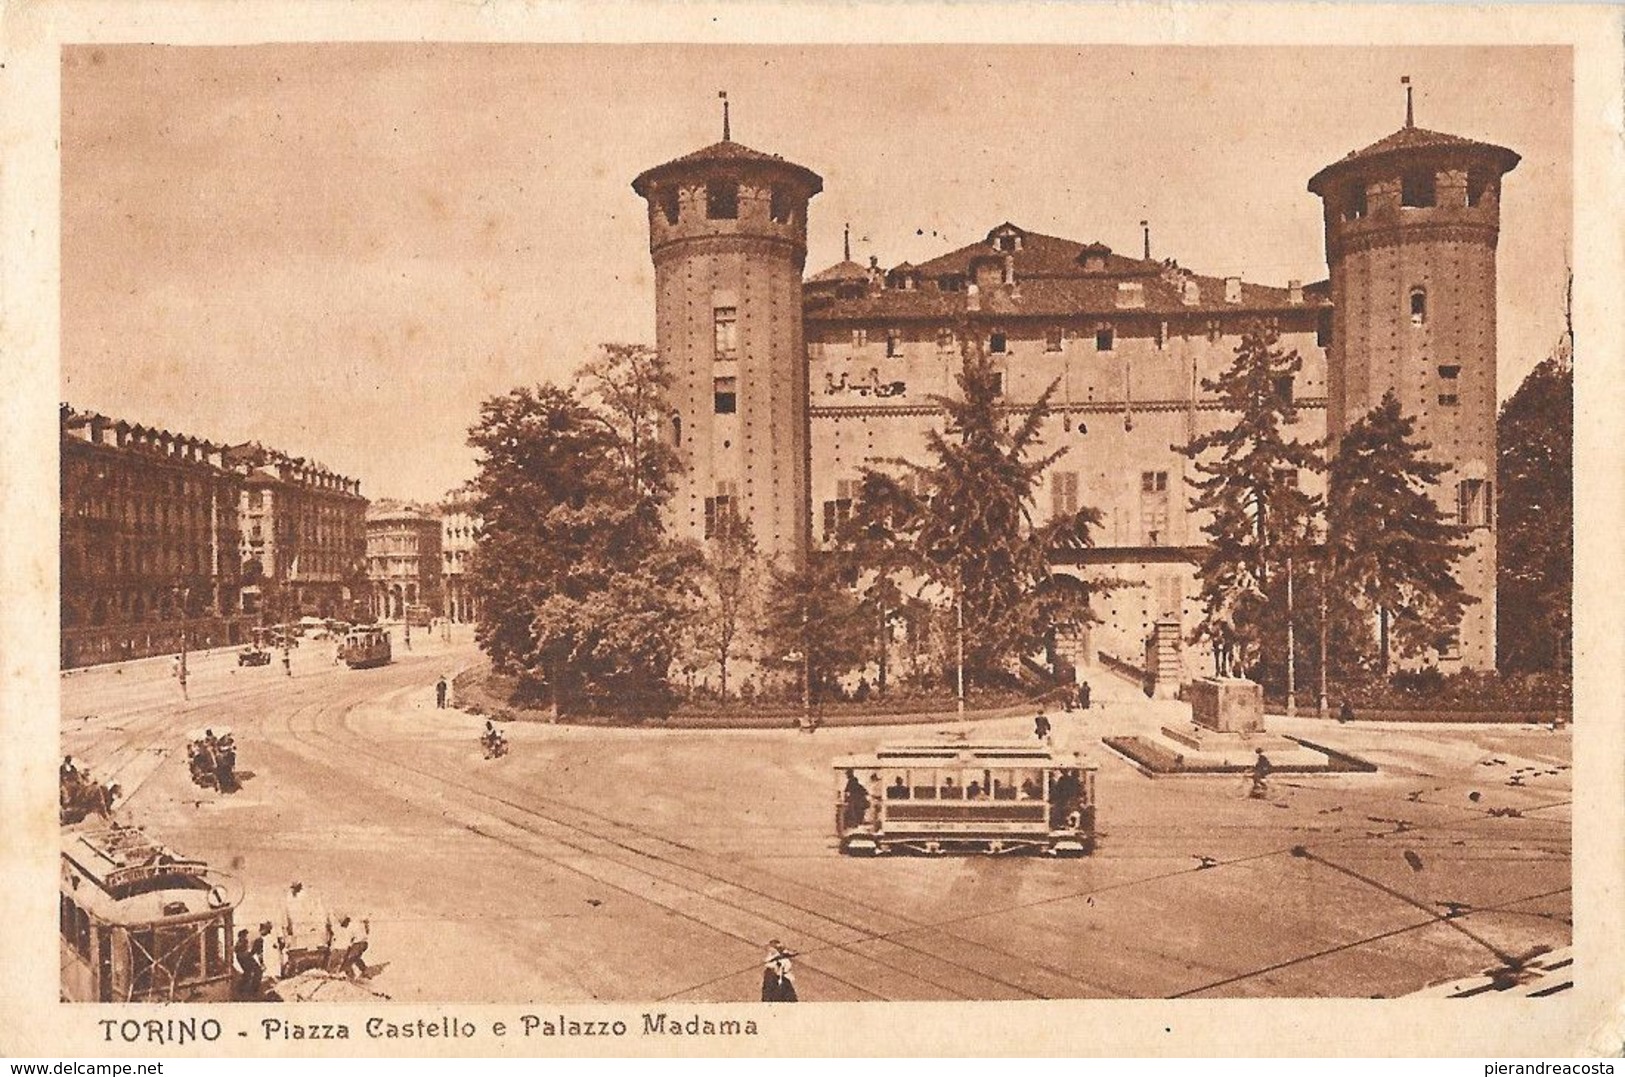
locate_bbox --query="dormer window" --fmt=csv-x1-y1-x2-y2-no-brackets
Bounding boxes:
1401,170,1436,208
996,234,1017,253
659,187,680,225
706,180,739,220
1080,244,1111,273
937,275,965,293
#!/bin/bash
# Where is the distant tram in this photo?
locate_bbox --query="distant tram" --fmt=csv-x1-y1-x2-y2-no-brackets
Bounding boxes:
339,625,392,669
833,741,1097,856
60,826,242,1002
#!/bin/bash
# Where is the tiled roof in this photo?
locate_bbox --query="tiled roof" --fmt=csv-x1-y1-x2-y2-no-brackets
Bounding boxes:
1308,125,1519,193
803,225,1328,321
632,140,823,197
808,259,870,284
912,227,1159,281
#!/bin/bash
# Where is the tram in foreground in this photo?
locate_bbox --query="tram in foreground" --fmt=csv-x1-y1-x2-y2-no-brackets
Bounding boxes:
833,741,1097,856
338,625,392,669
61,825,242,1002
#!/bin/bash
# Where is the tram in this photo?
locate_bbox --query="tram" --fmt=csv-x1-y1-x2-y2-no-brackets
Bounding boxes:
60,826,242,1002
339,625,392,669
832,741,1098,856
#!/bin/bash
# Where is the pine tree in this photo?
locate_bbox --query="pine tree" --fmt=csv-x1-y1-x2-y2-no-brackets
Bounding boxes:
1328,390,1473,673
1497,350,1573,671
846,346,1102,691
1177,322,1324,680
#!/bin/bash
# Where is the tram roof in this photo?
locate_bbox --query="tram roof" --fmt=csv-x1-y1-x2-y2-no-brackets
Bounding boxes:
834,742,1091,767
62,826,240,924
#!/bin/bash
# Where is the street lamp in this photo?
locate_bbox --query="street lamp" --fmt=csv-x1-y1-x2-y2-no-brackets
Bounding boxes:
172,585,190,701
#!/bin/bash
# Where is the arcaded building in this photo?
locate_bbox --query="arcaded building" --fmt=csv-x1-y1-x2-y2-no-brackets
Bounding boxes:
634,109,1515,675
60,407,247,667
365,507,443,621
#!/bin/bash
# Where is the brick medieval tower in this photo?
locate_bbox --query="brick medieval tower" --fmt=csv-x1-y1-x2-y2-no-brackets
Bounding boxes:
1308,96,1519,670
632,115,823,569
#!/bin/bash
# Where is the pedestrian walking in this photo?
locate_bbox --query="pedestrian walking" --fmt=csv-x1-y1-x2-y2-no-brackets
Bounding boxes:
1033,712,1052,743
1338,699,1355,724
282,649,292,677
435,676,448,709
334,915,370,978
1078,680,1091,711
761,940,799,1002
1249,748,1273,799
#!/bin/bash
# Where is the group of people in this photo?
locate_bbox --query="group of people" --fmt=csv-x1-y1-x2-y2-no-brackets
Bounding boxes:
234,880,374,998
187,729,238,792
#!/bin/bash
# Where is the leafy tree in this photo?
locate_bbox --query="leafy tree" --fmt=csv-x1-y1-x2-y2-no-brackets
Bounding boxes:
685,512,761,699
1497,349,1573,672
1328,390,1472,673
846,346,1102,691
575,342,679,508
467,383,699,716
759,554,870,705
1177,322,1324,679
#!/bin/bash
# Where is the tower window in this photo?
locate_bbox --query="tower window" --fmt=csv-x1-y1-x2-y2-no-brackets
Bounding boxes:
659,187,680,225
1273,375,1295,409
1456,479,1491,528
714,376,737,414
706,180,739,220
1343,183,1367,221
1438,364,1461,406
713,307,737,360
704,482,738,539
1410,289,1427,326
1401,170,1437,208
989,331,1007,354
770,186,792,224
1467,170,1494,208
1045,327,1063,352
886,329,902,358
670,413,682,445
1096,327,1114,352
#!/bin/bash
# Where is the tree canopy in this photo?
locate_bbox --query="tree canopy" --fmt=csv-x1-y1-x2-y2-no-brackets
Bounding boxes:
1177,322,1324,678
1328,390,1472,672
847,346,1101,690
1497,349,1573,672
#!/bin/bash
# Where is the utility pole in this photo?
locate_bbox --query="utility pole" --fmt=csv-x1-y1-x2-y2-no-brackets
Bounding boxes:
175,585,190,701
955,567,966,719
1285,556,1296,717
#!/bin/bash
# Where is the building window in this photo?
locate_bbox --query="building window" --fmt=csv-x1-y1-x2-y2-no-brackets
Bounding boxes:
714,376,737,414
822,480,857,542
1051,471,1079,518
852,328,867,349
886,329,902,358
713,307,737,360
937,327,957,356
1274,375,1295,409
1343,183,1367,221
938,275,965,293
706,180,738,220
1317,310,1333,348
1140,471,1170,545
989,331,1007,354
1401,170,1437,208
1457,479,1491,528
704,482,738,539
1438,364,1461,406
770,186,792,224
989,371,1004,397
1045,327,1063,353
659,187,680,225
1096,327,1114,352
1410,288,1427,326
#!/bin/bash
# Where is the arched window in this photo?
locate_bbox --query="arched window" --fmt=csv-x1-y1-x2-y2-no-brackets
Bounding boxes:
705,180,738,220
1401,170,1436,208
671,412,682,445
1410,288,1427,327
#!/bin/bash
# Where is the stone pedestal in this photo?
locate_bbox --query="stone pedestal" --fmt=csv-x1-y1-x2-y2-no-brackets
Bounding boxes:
1144,619,1184,699
1187,676,1264,733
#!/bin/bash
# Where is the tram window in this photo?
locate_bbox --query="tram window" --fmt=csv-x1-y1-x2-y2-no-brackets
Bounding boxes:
1017,770,1043,799
911,771,937,799
157,925,203,982
940,776,963,800
204,921,230,976
75,907,92,957
886,775,909,799
130,929,155,993
991,770,1017,800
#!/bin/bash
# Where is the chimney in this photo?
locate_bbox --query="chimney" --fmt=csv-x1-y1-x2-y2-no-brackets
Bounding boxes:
1003,254,1015,287
1288,280,1304,306
1182,279,1200,306
1224,277,1242,304
966,282,981,312
868,255,881,287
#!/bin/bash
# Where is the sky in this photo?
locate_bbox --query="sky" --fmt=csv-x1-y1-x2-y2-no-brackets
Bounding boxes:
61,44,1572,503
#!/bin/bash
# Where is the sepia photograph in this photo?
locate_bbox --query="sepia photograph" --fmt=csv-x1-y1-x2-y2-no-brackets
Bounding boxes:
4,3,1622,1059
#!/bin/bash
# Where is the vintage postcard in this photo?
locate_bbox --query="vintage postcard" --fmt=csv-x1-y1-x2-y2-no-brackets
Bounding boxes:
1,0,1621,1059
